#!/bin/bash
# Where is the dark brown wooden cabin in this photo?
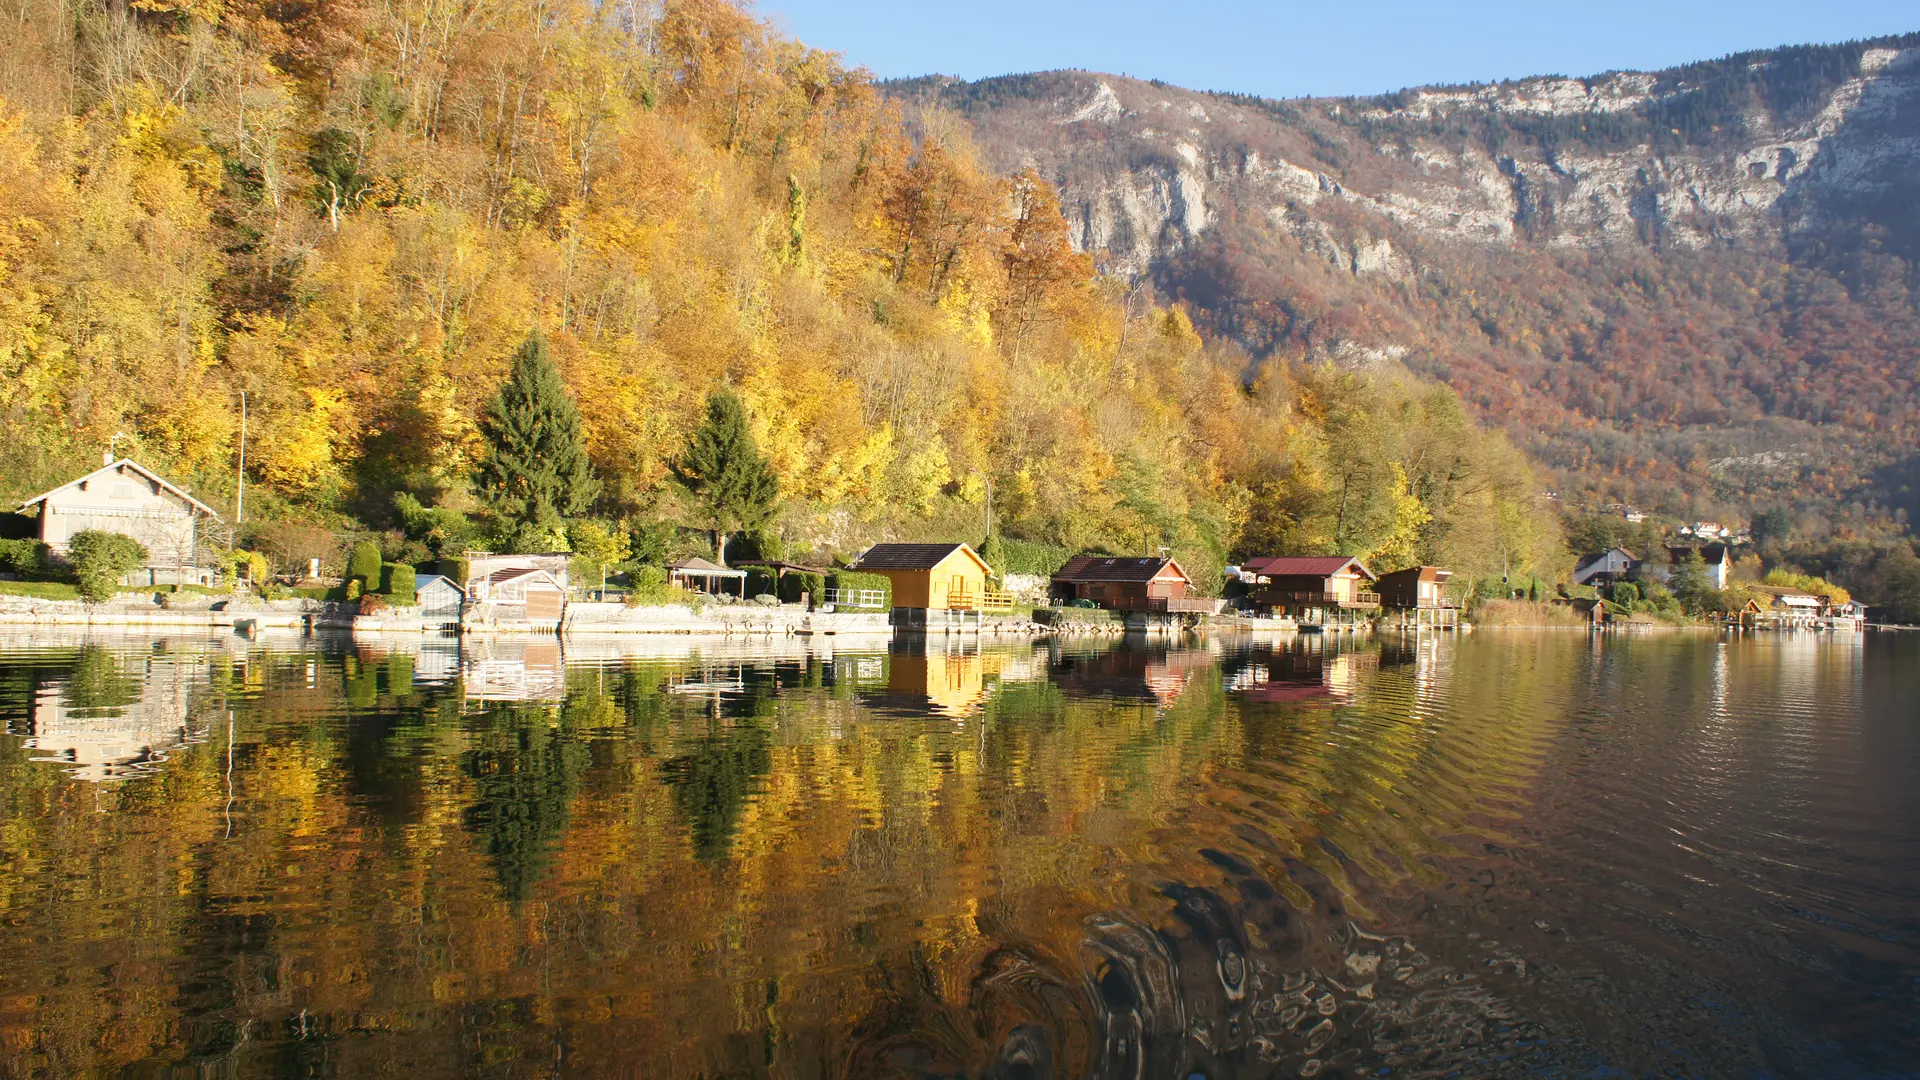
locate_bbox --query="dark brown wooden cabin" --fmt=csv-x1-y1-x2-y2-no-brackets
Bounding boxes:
1051,555,1212,612
1240,556,1379,624
1375,566,1453,610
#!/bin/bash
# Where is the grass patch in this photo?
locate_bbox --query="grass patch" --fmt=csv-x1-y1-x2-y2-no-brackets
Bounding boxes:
1471,599,1585,626
0,580,79,601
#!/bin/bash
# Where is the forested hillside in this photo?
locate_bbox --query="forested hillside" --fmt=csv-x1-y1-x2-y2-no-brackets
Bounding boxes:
887,42,1920,536
0,0,1561,588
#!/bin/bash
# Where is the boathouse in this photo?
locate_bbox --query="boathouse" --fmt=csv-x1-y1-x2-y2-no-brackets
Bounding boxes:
1240,555,1379,627
849,542,1000,624
1050,555,1213,612
414,574,465,620
1375,566,1459,627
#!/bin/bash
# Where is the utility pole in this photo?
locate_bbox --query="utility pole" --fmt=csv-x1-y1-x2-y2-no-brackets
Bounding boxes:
236,391,247,529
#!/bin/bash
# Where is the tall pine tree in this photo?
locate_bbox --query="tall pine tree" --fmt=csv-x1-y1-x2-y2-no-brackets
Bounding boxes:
672,390,779,565
473,330,599,550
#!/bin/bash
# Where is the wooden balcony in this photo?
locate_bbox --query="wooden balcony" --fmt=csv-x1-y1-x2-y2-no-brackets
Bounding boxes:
1259,590,1380,609
948,590,1014,613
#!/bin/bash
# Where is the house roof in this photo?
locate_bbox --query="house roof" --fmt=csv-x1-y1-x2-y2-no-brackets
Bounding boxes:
1667,544,1729,565
1240,555,1375,581
1052,555,1189,583
1575,547,1639,571
416,574,462,594
669,557,747,577
1376,565,1450,583
851,543,992,574
486,567,561,587
17,458,223,520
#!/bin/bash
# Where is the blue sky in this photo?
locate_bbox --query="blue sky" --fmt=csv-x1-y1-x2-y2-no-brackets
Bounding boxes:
759,1,1916,99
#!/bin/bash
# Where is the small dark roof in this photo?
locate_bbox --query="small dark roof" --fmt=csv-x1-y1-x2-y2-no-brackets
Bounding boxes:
1052,555,1189,583
852,543,990,573
1376,565,1451,583
1667,544,1728,565
1241,555,1375,581
416,574,461,593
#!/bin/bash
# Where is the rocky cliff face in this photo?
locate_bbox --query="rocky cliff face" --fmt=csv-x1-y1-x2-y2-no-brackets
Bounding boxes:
886,39,1920,524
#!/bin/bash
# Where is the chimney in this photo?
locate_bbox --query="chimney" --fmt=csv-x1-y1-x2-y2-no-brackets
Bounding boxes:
103,449,113,466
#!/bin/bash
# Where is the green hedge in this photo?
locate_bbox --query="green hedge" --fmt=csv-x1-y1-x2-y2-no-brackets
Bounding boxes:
827,569,890,608
382,563,417,603
743,568,777,599
347,541,382,588
778,571,825,605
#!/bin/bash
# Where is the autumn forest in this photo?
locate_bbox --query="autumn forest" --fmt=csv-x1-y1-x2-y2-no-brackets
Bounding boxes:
0,0,1562,590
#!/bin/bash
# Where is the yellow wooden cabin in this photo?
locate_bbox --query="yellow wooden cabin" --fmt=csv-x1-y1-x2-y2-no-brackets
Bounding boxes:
849,543,1000,618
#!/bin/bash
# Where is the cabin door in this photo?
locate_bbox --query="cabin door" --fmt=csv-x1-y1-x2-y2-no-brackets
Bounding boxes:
951,574,969,603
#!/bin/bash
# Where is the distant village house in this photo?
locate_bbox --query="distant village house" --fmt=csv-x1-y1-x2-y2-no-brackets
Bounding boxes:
1572,547,1639,588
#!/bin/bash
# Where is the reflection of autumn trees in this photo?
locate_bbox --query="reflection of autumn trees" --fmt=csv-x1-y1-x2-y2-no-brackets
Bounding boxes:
0,636,1602,1076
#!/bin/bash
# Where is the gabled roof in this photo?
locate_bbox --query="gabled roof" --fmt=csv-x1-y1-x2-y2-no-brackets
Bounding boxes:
416,574,462,594
852,542,992,574
1575,547,1639,571
1052,555,1189,583
1376,565,1450,583
1240,555,1375,581
18,458,223,520
669,556,742,575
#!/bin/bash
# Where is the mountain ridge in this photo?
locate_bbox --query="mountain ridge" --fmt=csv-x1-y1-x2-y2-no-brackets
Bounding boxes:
883,33,1920,530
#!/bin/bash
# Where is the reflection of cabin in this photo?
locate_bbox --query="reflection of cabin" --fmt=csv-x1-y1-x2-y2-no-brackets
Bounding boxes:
1666,544,1731,589
465,567,566,621
415,574,465,620
15,457,223,585
668,557,748,597
1375,566,1458,627
1240,556,1379,626
463,641,565,701
849,543,999,624
24,653,205,782
1572,547,1639,587
881,646,987,718
1224,641,1375,703
1049,648,1213,706
1050,556,1214,612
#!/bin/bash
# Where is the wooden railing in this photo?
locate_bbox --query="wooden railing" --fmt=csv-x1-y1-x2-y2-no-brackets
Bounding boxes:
824,587,888,609
1264,590,1381,608
948,590,1015,612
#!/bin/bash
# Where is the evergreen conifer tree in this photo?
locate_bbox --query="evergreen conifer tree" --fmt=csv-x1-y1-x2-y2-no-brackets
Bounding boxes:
473,330,599,550
672,390,780,565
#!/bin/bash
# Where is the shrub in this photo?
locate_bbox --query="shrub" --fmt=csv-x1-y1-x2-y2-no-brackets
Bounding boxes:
66,531,147,602
344,578,363,602
778,570,824,605
0,538,49,577
358,593,391,616
827,569,890,608
347,541,382,589
229,549,270,584
382,562,417,603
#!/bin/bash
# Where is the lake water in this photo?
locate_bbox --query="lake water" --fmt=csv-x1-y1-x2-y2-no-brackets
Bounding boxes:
0,629,1914,1078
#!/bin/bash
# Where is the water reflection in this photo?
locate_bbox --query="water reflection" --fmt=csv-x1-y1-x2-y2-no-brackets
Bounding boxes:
0,631,1911,1077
